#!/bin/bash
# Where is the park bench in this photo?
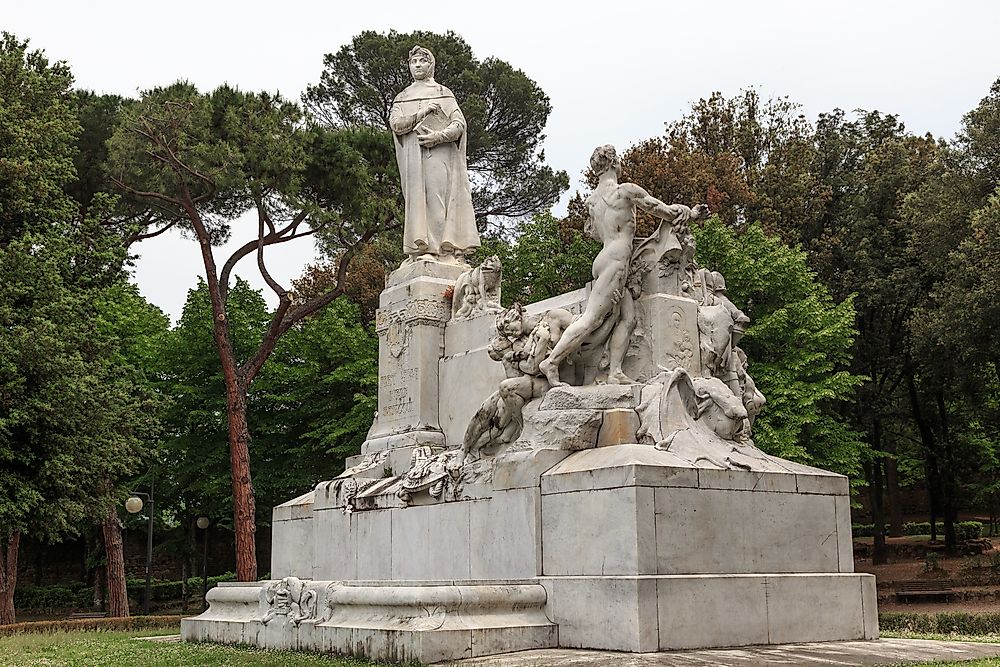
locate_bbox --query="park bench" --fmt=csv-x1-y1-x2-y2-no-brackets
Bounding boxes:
68,611,109,619
894,579,956,601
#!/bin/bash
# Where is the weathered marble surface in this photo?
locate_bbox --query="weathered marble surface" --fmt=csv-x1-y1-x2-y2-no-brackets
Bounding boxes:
391,45,479,263
182,580,555,664
191,141,874,662
449,639,1000,666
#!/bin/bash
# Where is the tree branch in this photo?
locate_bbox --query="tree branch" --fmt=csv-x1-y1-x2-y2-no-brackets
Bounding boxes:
218,209,312,302
127,219,180,244
110,178,183,208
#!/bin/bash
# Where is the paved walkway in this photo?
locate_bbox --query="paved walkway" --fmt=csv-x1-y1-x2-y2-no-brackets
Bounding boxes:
448,639,1000,666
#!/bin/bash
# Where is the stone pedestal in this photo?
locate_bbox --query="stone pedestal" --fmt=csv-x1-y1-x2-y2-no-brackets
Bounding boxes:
624,293,701,382
182,580,556,664
363,260,465,458
200,385,876,662
188,306,877,662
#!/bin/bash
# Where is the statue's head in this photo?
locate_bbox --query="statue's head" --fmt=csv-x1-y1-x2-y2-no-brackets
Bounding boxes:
480,255,501,275
496,302,527,338
590,144,621,178
711,271,727,293
408,45,435,81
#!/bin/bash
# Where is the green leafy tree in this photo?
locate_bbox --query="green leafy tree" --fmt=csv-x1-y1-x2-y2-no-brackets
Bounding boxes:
692,219,864,473
479,211,598,305
303,30,569,228
0,233,160,624
156,280,377,549
0,33,159,625
92,282,170,617
0,33,78,243
108,82,400,580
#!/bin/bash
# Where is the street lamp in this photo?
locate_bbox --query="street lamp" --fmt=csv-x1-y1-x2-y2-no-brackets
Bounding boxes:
196,516,210,611
126,480,154,615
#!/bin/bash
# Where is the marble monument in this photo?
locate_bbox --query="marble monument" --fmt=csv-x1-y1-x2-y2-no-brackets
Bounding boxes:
183,60,876,663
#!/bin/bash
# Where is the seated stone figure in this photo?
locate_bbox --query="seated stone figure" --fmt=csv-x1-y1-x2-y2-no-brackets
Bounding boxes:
452,255,502,319
458,303,575,464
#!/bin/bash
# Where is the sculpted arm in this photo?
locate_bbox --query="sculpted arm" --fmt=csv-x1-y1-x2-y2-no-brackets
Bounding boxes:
437,108,466,143
389,101,439,135
419,106,466,147
621,183,689,222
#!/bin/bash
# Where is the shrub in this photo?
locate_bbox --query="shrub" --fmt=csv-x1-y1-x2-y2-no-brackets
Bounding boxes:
0,615,180,637
881,611,1000,635
13,584,92,610
851,521,983,540
14,572,236,611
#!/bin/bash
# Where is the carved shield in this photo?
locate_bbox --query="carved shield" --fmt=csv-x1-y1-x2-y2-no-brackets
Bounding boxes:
385,317,409,358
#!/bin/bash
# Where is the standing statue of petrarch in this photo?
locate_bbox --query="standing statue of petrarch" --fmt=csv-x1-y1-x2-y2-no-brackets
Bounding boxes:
390,45,481,265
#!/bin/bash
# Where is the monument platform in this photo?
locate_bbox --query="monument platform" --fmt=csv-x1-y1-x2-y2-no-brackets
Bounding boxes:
184,410,876,662
183,154,878,662
450,639,1000,666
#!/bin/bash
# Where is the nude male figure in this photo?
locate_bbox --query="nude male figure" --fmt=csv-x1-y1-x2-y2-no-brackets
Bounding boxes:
539,144,708,387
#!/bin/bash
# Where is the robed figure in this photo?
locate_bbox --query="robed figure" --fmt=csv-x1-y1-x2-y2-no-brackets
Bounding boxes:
390,46,480,263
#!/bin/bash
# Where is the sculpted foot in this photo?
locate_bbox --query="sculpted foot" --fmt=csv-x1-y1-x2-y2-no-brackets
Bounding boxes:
539,358,566,387
607,371,635,385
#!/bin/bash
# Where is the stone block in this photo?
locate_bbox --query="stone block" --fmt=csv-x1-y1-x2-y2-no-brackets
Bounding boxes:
542,486,655,576
492,447,571,490
696,468,797,493
654,486,840,574
656,575,768,649
385,257,467,290
471,625,558,657
542,576,658,652
271,490,313,521
355,509,392,580
271,517,313,579
541,445,698,495
623,293,701,382
313,509,357,580
836,494,855,573
538,573,874,653
518,408,602,451
390,504,430,580
469,489,541,579
795,471,850,495
597,408,640,447
425,500,471,579
862,574,880,639
366,271,456,447
539,384,642,411
439,345,507,450
444,309,497,355
765,574,866,644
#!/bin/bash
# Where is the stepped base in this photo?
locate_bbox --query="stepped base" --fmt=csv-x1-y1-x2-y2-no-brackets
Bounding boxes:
181,580,557,664
543,573,877,652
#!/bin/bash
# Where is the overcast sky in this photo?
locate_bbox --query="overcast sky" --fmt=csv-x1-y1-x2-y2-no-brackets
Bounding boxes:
8,0,1000,321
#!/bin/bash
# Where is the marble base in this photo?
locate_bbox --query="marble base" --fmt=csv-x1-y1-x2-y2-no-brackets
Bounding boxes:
181,581,556,664
542,573,877,652
239,441,875,662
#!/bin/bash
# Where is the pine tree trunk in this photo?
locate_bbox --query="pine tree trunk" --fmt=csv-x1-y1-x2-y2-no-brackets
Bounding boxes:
0,531,20,625
102,508,130,618
227,386,257,582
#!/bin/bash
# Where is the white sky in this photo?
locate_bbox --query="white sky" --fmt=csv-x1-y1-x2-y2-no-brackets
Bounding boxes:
7,0,1000,321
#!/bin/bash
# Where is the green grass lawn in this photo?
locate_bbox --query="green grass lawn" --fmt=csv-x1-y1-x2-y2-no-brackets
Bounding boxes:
0,628,394,667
